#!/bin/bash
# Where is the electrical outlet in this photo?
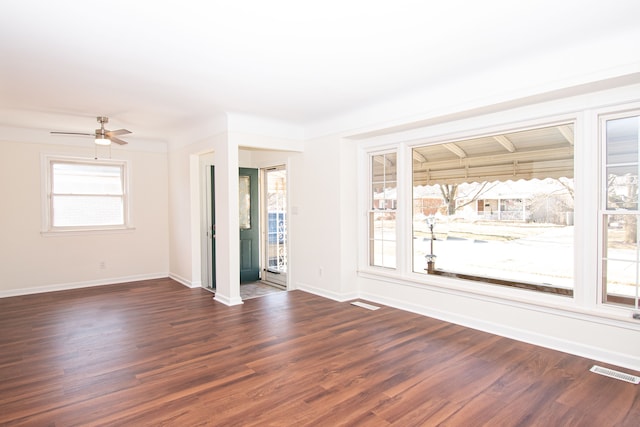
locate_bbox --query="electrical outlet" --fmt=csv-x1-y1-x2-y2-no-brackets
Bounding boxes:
318,267,322,277
99,261,106,270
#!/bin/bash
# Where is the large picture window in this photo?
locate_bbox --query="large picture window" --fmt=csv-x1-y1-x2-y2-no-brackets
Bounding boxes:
370,152,397,268
601,112,640,309
361,99,640,319
44,157,130,231
412,124,575,294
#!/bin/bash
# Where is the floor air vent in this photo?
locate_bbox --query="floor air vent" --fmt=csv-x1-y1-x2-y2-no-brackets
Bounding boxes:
590,365,640,384
351,301,380,311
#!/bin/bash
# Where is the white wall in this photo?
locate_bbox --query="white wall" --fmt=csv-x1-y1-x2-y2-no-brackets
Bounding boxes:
358,275,640,370
0,138,169,296
289,136,357,299
167,133,230,290
236,136,358,301
338,139,359,298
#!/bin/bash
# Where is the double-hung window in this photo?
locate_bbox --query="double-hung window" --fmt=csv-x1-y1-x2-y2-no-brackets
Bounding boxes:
369,151,397,268
601,111,640,309
43,157,130,232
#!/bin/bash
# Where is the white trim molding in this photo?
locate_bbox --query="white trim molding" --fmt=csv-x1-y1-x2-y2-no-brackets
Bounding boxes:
0,273,169,298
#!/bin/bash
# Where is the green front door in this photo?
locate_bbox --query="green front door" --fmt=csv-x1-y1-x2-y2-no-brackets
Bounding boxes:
239,168,260,282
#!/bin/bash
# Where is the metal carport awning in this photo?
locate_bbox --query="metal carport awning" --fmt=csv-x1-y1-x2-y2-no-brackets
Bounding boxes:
411,123,574,186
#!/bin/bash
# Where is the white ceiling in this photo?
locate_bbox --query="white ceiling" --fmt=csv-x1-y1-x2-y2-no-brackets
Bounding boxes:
1,0,640,144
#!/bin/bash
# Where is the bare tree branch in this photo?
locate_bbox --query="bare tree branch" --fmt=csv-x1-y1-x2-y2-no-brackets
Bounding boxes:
557,177,574,200
455,182,499,210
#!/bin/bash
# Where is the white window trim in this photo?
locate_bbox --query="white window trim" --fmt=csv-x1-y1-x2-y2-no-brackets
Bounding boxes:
363,147,400,270
40,154,135,236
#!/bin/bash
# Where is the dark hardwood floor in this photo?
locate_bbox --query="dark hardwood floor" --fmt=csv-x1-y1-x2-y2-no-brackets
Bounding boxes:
1,278,639,426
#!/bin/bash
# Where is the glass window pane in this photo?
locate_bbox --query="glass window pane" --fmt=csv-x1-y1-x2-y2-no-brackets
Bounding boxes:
606,116,639,165
602,213,640,308
239,176,251,229
606,166,638,210
380,241,397,268
412,124,574,292
369,211,396,268
53,196,124,226
265,168,287,275
603,259,638,305
604,214,638,261
53,163,122,195
371,153,397,210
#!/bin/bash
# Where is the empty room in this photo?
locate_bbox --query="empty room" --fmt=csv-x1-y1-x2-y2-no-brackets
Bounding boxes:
1,1,640,425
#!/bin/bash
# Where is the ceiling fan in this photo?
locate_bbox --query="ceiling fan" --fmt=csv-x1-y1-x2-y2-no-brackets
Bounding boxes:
51,116,131,145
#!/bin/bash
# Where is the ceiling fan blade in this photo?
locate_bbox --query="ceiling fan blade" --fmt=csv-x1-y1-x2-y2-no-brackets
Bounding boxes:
50,117,133,147
110,136,128,145
50,131,94,136
106,128,131,137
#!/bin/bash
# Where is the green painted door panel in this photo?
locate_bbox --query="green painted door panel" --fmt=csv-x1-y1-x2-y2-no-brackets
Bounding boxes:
239,167,260,282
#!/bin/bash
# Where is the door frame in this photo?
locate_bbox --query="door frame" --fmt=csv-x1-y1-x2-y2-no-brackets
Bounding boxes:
199,152,216,290
261,164,288,288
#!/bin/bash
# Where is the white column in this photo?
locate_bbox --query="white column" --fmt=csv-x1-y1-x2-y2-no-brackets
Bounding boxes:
213,133,243,306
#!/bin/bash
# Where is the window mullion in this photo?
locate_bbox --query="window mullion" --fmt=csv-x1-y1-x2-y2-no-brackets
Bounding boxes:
396,143,410,275
574,110,597,309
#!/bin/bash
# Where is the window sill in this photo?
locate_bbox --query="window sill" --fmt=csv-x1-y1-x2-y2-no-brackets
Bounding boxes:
428,269,573,297
41,226,136,237
357,268,640,330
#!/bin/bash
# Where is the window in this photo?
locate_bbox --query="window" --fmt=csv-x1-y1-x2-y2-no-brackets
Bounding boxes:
411,124,575,294
360,96,640,319
44,157,130,232
369,152,397,268
601,112,640,309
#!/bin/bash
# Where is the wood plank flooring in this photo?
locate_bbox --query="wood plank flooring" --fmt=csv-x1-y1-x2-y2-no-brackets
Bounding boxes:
1,278,639,426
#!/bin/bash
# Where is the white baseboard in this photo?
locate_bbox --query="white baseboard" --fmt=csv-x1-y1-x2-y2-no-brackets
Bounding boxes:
0,272,169,298
359,290,640,372
168,273,201,288
213,294,244,306
296,281,358,302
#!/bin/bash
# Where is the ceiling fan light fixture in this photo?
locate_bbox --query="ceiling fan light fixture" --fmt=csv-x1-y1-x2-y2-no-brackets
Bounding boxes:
95,134,111,145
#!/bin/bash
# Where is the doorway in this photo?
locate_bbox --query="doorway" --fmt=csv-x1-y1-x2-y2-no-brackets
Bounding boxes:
263,165,287,287
239,167,260,283
200,154,216,291
200,161,288,297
